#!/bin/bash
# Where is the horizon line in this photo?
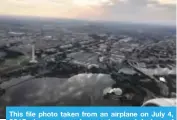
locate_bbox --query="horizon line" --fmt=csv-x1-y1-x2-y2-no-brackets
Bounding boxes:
0,14,175,27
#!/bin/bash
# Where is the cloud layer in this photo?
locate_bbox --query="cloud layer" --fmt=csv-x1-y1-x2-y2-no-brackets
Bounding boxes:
0,0,176,24
98,0,176,24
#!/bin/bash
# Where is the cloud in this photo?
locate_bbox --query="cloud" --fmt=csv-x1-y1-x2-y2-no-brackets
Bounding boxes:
157,0,176,4
0,74,115,117
0,0,176,24
93,0,176,24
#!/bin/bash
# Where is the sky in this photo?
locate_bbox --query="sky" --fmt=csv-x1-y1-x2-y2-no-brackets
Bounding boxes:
0,0,176,25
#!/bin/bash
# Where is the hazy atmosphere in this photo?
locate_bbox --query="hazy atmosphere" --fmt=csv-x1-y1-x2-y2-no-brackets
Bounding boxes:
0,0,176,25
0,0,176,118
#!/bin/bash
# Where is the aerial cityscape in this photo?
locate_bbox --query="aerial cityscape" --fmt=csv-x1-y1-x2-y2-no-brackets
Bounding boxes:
0,0,176,118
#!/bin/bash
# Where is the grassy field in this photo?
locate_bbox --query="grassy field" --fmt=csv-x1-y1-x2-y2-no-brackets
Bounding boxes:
0,55,30,73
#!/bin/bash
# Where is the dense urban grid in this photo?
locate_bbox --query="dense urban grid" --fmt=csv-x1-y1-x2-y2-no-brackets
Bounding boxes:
0,17,176,118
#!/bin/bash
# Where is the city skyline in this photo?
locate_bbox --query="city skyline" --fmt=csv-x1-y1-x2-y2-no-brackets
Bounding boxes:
0,0,176,25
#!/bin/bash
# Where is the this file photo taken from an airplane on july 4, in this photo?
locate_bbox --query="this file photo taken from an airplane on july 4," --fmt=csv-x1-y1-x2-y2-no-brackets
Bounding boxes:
0,0,176,118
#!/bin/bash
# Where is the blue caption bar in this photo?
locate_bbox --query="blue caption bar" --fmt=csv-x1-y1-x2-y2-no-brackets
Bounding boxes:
6,107,176,120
